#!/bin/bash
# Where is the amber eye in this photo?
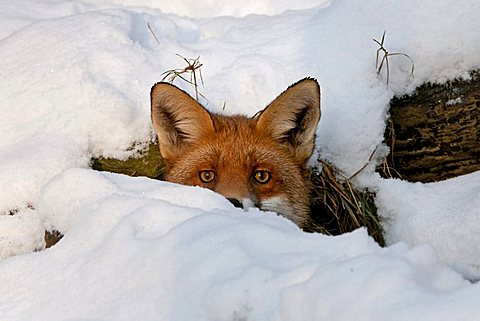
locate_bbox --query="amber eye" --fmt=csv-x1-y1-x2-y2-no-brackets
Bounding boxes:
254,170,271,184
199,170,215,183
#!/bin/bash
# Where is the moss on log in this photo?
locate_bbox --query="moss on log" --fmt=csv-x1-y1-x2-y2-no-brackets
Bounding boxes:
91,142,165,179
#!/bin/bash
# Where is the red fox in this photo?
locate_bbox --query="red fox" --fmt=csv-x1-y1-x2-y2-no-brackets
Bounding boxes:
150,78,320,229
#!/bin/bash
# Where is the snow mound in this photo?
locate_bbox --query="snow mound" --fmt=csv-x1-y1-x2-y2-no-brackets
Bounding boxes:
84,0,330,18
376,172,480,280
1,169,477,321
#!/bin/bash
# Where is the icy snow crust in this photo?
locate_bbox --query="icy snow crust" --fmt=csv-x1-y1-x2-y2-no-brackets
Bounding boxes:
1,0,480,319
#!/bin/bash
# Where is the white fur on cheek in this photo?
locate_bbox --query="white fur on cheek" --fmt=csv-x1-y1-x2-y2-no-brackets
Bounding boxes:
259,196,293,217
242,198,256,210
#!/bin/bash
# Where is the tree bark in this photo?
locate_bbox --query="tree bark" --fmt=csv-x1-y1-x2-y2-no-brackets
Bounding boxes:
380,70,480,183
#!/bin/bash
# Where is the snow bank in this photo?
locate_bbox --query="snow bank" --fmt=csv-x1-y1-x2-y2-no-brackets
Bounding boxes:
1,169,478,321
82,0,330,18
375,172,480,280
1,0,480,319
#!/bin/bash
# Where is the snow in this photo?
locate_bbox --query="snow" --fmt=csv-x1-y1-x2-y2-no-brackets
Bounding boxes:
1,169,476,321
375,172,480,281
1,0,480,319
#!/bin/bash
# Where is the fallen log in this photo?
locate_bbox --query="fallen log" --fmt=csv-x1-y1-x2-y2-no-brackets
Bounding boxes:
380,70,480,182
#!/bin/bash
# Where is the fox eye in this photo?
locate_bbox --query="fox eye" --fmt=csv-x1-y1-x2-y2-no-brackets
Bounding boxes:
199,170,215,183
254,170,271,184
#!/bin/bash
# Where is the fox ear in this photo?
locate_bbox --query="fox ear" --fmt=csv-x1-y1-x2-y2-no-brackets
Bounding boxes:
151,82,214,160
255,78,321,164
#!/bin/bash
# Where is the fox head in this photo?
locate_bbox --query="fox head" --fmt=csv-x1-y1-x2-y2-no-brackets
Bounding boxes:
151,78,320,229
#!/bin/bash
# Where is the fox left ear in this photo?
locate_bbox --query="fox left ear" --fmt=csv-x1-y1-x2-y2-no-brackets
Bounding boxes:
150,82,215,161
255,78,321,164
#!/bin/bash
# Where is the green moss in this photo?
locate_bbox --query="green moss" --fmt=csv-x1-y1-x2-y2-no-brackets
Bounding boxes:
91,142,165,179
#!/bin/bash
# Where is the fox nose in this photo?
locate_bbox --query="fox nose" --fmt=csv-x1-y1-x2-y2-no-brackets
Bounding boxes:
227,198,243,208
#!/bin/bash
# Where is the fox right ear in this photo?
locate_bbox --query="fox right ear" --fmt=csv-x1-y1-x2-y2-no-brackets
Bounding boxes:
255,78,321,164
151,82,214,160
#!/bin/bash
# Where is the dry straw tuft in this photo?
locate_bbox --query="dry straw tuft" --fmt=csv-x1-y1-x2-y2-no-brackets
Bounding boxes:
148,22,206,101
374,30,414,85
309,160,384,246
161,54,206,101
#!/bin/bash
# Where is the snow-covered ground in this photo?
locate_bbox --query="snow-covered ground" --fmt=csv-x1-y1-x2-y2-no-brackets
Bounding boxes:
1,0,480,320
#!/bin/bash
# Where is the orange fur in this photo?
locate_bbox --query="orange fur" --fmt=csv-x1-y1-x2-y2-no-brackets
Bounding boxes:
151,78,321,229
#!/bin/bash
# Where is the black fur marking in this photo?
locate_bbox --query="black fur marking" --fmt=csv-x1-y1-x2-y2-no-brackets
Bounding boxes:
286,104,310,146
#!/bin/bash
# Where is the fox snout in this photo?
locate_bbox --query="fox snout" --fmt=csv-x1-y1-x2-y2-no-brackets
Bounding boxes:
214,177,257,209
227,198,243,208
226,198,256,210
150,78,321,230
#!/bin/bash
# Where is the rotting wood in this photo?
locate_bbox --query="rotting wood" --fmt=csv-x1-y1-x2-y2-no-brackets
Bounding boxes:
380,70,480,182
